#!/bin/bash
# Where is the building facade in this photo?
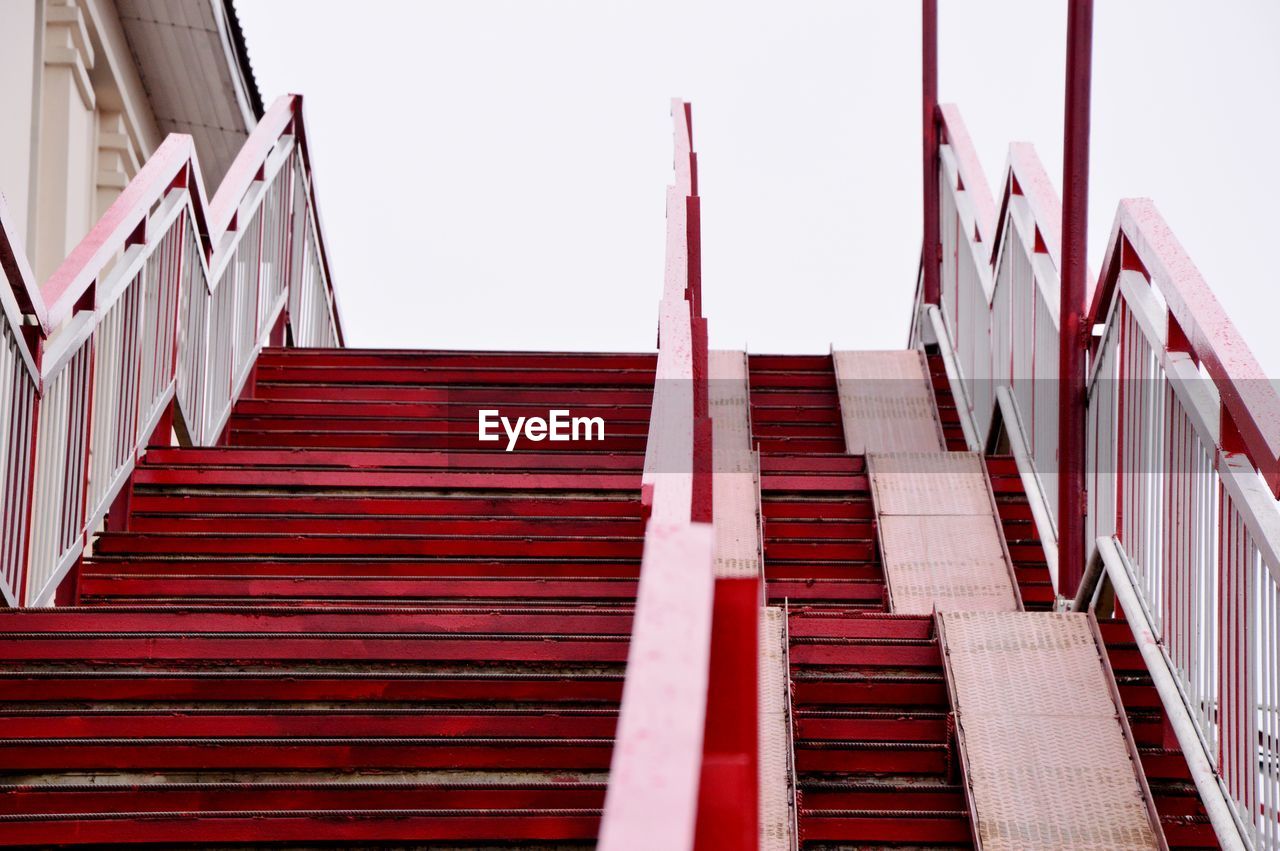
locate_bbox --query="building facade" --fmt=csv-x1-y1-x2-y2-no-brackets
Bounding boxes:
0,0,259,283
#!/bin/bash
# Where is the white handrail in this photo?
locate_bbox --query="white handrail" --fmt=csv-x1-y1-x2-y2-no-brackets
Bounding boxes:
0,94,342,606
1088,536,1251,850
923,103,1280,849
925,107,1064,589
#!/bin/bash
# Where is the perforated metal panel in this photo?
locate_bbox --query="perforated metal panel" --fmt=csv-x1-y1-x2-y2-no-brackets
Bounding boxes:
880,515,1019,613
759,607,795,851
710,350,752,454
871,451,1020,614
710,350,760,578
714,466,761,578
870,452,992,515
939,612,1162,850
834,349,932,382
833,350,946,454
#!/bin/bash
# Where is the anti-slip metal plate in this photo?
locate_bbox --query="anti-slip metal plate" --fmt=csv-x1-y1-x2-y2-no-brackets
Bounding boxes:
880,515,1006,562
833,349,933,383
879,516,1019,614
939,612,1161,850
839,395,947,454
884,562,1023,614
759,607,794,851
833,351,946,454
943,612,1117,717
869,452,992,515
709,351,760,578
714,462,761,578
710,350,752,454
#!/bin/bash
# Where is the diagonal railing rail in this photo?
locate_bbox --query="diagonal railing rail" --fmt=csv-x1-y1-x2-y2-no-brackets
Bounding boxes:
0,94,341,607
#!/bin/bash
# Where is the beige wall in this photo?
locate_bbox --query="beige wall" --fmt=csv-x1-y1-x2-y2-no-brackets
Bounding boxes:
0,0,162,281
0,0,39,253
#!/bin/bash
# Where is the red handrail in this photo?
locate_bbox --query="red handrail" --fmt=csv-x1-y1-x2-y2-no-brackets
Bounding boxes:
1089,198,1280,495
990,142,1062,270
0,93,343,606
938,104,997,247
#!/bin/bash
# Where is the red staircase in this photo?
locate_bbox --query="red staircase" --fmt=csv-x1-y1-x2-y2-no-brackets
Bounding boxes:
750,355,882,610
0,346,1234,848
0,348,653,847
753,352,1222,850
789,610,969,848
1100,618,1221,849
749,353,970,847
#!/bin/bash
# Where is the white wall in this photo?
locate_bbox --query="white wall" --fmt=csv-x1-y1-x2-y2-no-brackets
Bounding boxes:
0,0,39,252
0,0,162,282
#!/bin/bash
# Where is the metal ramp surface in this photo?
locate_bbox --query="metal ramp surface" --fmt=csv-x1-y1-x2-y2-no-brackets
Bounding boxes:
758,607,795,850
869,452,1021,613
937,611,1164,850
710,350,761,579
833,350,946,453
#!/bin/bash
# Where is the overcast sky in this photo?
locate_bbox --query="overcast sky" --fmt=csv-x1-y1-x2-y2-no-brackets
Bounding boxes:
236,1,1280,370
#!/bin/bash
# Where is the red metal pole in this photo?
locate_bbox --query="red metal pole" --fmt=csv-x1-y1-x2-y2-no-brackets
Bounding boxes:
1059,0,1093,598
921,0,940,306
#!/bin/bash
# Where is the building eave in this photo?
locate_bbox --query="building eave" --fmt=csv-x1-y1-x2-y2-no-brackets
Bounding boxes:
115,0,264,187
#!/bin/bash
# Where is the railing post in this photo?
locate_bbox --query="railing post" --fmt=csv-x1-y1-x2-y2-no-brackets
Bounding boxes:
15,344,43,606
1059,0,1093,597
921,0,940,306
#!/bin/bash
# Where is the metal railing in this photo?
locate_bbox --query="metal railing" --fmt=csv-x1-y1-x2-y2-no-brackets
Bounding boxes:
600,100,756,851
921,105,1063,588
0,94,341,607
1084,200,1280,849
918,102,1277,849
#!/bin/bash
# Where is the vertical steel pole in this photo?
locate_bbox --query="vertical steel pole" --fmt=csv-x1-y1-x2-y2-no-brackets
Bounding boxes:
921,0,940,306
1059,0,1094,597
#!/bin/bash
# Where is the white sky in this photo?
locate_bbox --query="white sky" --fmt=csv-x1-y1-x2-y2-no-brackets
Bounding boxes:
236,0,1280,370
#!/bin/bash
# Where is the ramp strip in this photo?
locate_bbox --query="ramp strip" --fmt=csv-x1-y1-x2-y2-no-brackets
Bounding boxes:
870,452,1019,614
938,612,1162,850
710,350,761,578
833,350,945,453
758,607,795,850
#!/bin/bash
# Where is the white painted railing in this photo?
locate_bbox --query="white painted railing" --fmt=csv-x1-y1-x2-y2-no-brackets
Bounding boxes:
925,105,1063,587
920,104,1280,848
1084,201,1280,849
0,94,342,606
0,262,40,607
1088,536,1249,851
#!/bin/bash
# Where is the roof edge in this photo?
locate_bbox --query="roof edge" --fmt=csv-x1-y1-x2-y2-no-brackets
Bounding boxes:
220,0,264,121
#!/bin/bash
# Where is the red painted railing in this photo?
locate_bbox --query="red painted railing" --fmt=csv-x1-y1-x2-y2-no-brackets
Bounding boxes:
600,100,758,851
0,94,342,606
918,100,1278,848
